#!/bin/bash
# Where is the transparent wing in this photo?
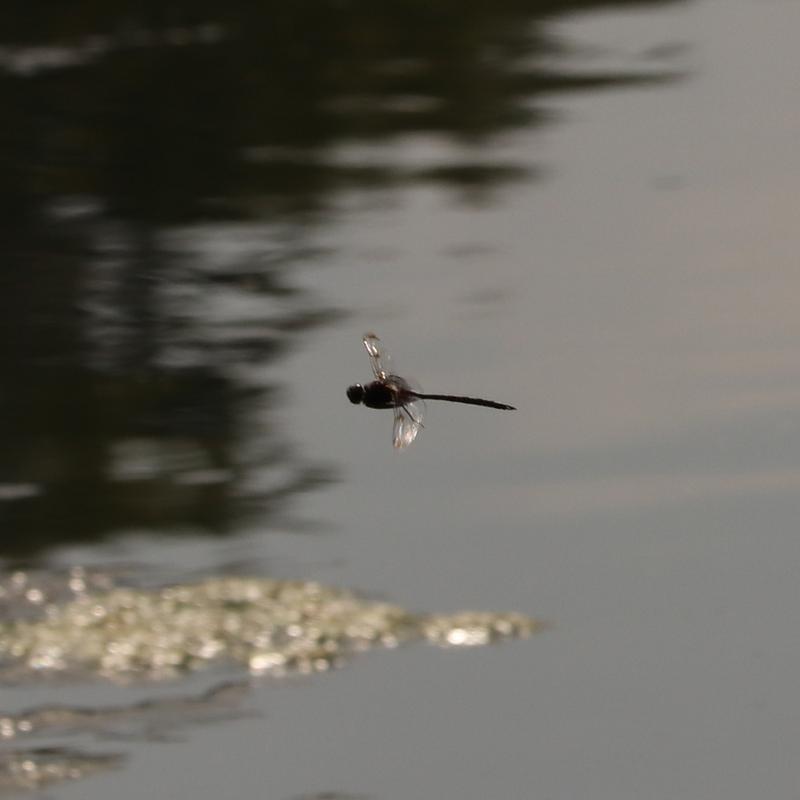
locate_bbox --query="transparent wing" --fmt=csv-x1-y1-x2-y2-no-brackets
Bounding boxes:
392,406,421,449
391,393,426,450
363,332,392,381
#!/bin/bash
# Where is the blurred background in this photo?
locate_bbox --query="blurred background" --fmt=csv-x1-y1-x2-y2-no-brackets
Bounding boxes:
2,0,800,798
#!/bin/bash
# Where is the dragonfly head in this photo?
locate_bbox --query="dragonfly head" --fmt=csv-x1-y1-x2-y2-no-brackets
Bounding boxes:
347,383,365,405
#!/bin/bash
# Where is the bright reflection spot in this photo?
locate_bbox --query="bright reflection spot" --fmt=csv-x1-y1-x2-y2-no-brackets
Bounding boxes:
0,573,540,682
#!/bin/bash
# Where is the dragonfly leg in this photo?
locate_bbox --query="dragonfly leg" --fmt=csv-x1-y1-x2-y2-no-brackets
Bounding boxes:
403,405,424,428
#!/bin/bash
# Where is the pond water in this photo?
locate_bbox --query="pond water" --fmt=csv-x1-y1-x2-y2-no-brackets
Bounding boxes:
2,0,800,798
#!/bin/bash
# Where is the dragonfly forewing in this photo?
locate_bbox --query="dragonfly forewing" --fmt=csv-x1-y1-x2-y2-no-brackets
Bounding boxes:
363,332,392,381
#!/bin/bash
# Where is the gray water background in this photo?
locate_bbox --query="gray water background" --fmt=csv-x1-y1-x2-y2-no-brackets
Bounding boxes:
2,0,800,797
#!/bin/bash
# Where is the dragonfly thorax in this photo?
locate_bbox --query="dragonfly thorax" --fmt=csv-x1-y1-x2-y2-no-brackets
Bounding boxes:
347,380,402,409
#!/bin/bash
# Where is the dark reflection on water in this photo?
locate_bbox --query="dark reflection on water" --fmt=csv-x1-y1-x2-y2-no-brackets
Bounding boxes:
0,680,250,794
0,0,681,559
0,680,251,741
0,224,336,555
0,746,125,795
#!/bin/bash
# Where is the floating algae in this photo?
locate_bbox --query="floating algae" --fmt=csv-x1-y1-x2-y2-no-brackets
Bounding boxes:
0,576,538,682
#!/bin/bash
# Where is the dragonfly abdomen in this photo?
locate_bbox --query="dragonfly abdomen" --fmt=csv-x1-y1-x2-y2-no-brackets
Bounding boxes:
413,392,515,410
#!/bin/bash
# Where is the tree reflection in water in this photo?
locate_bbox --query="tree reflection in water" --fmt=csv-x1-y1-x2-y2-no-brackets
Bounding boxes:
0,0,682,558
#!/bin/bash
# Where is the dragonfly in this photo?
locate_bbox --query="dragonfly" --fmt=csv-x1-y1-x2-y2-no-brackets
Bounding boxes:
347,332,515,449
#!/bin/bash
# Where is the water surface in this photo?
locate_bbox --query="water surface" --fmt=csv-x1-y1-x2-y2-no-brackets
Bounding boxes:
3,0,800,798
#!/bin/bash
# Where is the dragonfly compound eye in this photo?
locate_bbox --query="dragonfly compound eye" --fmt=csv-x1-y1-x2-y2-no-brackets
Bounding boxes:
347,384,365,404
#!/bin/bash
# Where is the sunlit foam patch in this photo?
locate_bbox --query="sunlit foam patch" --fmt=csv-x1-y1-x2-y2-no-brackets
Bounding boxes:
0,576,541,682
